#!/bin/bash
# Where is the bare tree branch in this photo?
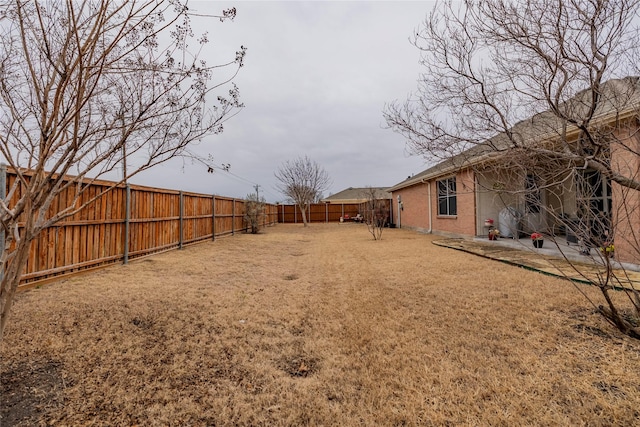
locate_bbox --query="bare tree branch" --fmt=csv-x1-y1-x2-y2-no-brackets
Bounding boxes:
361,187,389,241
385,0,640,339
274,156,331,227
0,0,246,341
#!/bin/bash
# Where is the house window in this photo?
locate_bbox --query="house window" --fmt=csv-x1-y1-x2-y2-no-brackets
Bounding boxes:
437,177,457,216
524,174,541,213
576,170,612,245
577,170,611,215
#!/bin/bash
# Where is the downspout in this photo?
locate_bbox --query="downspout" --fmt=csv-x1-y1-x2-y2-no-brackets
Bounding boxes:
421,178,432,233
474,174,480,236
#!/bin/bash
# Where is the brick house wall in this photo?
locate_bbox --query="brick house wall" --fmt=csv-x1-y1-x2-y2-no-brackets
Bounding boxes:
430,169,477,236
391,180,430,231
391,168,477,237
392,184,429,232
610,126,640,264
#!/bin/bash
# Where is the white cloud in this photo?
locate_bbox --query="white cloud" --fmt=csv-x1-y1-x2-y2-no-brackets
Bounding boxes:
132,1,433,201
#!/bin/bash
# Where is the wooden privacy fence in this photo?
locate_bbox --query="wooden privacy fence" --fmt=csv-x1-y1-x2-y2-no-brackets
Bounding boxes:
277,201,393,224
278,203,360,223
2,167,278,288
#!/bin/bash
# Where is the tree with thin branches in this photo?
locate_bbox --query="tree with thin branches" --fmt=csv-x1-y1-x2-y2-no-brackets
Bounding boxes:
274,156,331,227
385,0,640,338
0,0,246,342
361,187,389,241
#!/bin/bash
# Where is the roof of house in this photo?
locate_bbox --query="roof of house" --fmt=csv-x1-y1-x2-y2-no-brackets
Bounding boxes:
321,187,392,203
389,76,640,192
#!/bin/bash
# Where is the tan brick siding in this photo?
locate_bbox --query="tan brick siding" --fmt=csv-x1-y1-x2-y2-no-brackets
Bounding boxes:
391,169,477,237
610,127,640,264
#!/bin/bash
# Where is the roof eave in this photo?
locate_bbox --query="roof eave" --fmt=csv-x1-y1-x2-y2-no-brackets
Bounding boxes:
389,104,639,192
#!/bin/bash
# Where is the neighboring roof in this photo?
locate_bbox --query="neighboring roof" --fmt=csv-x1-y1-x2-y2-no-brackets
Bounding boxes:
389,76,640,192
321,187,392,203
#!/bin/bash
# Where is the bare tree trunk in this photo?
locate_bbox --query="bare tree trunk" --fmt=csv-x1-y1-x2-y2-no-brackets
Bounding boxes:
0,236,34,340
362,188,388,240
384,0,640,339
0,2,246,343
274,156,331,225
599,302,640,339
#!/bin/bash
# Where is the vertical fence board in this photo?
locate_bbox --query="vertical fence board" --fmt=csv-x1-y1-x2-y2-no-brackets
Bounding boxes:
1,168,278,285
276,203,363,223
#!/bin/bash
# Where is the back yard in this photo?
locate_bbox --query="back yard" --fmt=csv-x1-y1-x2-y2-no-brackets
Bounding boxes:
1,224,639,426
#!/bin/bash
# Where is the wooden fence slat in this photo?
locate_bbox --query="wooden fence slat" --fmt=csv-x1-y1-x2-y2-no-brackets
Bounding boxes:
1,167,278,287
276,203,364,223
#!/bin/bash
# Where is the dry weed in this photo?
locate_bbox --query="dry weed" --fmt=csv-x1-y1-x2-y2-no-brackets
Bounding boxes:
1,224,639,426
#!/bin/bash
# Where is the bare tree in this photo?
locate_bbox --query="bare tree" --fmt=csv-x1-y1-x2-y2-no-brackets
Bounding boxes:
244,193,265,234
385,0,640,338
361,187,389,241
274,156,331,227
0,1,246,341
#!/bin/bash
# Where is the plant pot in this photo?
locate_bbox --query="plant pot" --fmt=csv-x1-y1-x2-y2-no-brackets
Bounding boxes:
533,239,544,248
488,233,497,240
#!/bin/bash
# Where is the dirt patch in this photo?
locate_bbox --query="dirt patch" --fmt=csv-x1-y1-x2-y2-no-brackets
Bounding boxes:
279,354,319,378
0,359,64,426
572,323,612,338
1,224,640,425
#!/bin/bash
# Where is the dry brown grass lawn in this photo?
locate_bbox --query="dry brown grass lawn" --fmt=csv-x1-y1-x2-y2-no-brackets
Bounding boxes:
1,223,639,426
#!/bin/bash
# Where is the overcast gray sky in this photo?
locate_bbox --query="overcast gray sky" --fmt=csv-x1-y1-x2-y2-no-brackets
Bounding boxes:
133,1,433,202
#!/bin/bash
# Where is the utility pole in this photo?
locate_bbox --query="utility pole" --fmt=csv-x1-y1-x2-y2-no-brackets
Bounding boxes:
254,184,261,200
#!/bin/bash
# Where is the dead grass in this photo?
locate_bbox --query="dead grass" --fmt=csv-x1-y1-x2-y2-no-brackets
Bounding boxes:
1,223,640,426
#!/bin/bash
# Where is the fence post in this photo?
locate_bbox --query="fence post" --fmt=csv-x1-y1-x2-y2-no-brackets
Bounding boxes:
265,203,268,228
0,164,5,278
325,202,328,223
179,191,184,249
243,199,248,233
123,184,130,264
294,205,297,223
244,199,249,233
232,198,235,235
212,195,216,241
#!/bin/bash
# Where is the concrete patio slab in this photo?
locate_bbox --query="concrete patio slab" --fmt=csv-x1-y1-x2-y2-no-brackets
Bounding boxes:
433,237,640,290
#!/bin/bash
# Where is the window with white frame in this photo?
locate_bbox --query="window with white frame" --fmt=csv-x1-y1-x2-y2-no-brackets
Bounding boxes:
437,177,457,216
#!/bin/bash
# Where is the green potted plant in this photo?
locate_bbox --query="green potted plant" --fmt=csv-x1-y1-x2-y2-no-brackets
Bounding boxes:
531,232,544,248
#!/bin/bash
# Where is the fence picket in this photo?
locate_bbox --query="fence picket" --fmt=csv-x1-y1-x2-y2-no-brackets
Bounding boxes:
0,167,278,288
